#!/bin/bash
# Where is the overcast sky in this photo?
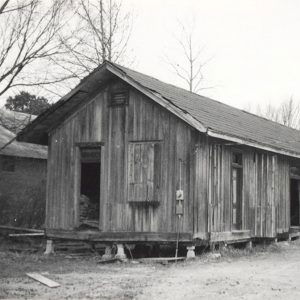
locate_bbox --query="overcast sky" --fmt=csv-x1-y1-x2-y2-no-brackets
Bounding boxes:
1,0,299,112
124,0,300,111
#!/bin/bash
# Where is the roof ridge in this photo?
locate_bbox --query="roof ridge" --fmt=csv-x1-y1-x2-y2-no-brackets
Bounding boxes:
110,62,300,134
16,60,300,158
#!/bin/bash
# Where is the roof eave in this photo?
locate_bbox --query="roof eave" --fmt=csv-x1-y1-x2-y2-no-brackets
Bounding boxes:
15,61,300,159
208,129,300,159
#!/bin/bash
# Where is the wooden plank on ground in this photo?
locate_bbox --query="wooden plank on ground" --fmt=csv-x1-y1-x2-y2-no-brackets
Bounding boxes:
26,273,60,288
139,257,185,264
97,258,120,264
9,233,44,237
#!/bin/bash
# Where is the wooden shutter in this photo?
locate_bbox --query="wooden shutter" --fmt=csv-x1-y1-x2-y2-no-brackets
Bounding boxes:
128,142,160,202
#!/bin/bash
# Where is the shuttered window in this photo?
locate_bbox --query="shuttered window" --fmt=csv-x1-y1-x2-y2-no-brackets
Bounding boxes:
128,142,161,202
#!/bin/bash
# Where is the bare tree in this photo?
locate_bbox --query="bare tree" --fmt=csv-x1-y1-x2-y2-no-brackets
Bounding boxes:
165,20,212,93
279,97,300,128
0,0,33,15
0,0,10,14
255,97,300,129
0,0,72,98
257,103,280,123
56,0,133,80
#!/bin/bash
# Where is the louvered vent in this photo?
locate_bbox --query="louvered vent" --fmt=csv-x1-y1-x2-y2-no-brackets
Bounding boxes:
110,90,128,106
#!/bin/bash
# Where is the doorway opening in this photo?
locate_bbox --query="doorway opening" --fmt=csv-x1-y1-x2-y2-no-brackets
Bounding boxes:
79,147,101,228
290,179,300,226
232,151,243,230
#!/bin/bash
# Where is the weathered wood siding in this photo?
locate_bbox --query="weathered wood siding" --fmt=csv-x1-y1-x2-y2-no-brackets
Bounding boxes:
47,81,197,234
47,78,292,239
194,138,291,238
194,141,233,235
243,152,290,237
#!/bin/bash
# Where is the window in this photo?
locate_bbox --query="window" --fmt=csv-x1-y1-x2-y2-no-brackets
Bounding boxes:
232,151,243,166
290,167,300,177
1,156,15,172
128,142,161,203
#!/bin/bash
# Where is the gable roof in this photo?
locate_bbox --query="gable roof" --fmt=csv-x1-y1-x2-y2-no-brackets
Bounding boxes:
17,61,300,158
0,109,36,133
0,125,47,159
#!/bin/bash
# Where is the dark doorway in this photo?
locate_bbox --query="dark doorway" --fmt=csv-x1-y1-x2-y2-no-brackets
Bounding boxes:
79,148,101,228
290,179,300,226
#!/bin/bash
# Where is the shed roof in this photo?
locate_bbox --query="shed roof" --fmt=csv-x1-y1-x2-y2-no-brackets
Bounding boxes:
0,125,47,159
17,61,300,158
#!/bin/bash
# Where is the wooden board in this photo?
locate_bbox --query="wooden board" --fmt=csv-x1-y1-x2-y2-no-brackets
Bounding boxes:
26,273,60,288
210,230,251,242
46,229,192,242
139,257,185,264
9,233,44,237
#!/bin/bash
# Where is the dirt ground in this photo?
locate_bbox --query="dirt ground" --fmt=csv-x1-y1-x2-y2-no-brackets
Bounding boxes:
1,239,300,299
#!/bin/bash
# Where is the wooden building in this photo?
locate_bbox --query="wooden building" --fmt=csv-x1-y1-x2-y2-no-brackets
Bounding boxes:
0,124,47,228
17,61,300,245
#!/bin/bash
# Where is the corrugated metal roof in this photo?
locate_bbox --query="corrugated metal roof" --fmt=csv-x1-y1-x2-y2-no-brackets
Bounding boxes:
0,125,47,159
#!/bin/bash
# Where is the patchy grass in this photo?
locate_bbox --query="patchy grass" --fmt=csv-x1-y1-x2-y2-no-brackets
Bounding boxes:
1,239,300,299
0,251,102,278
217,241,284,260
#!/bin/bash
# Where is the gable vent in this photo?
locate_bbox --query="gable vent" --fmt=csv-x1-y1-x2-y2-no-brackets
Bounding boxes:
110,90,128,106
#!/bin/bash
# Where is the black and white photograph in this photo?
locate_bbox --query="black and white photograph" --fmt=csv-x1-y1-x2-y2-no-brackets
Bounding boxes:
1,0,300,299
